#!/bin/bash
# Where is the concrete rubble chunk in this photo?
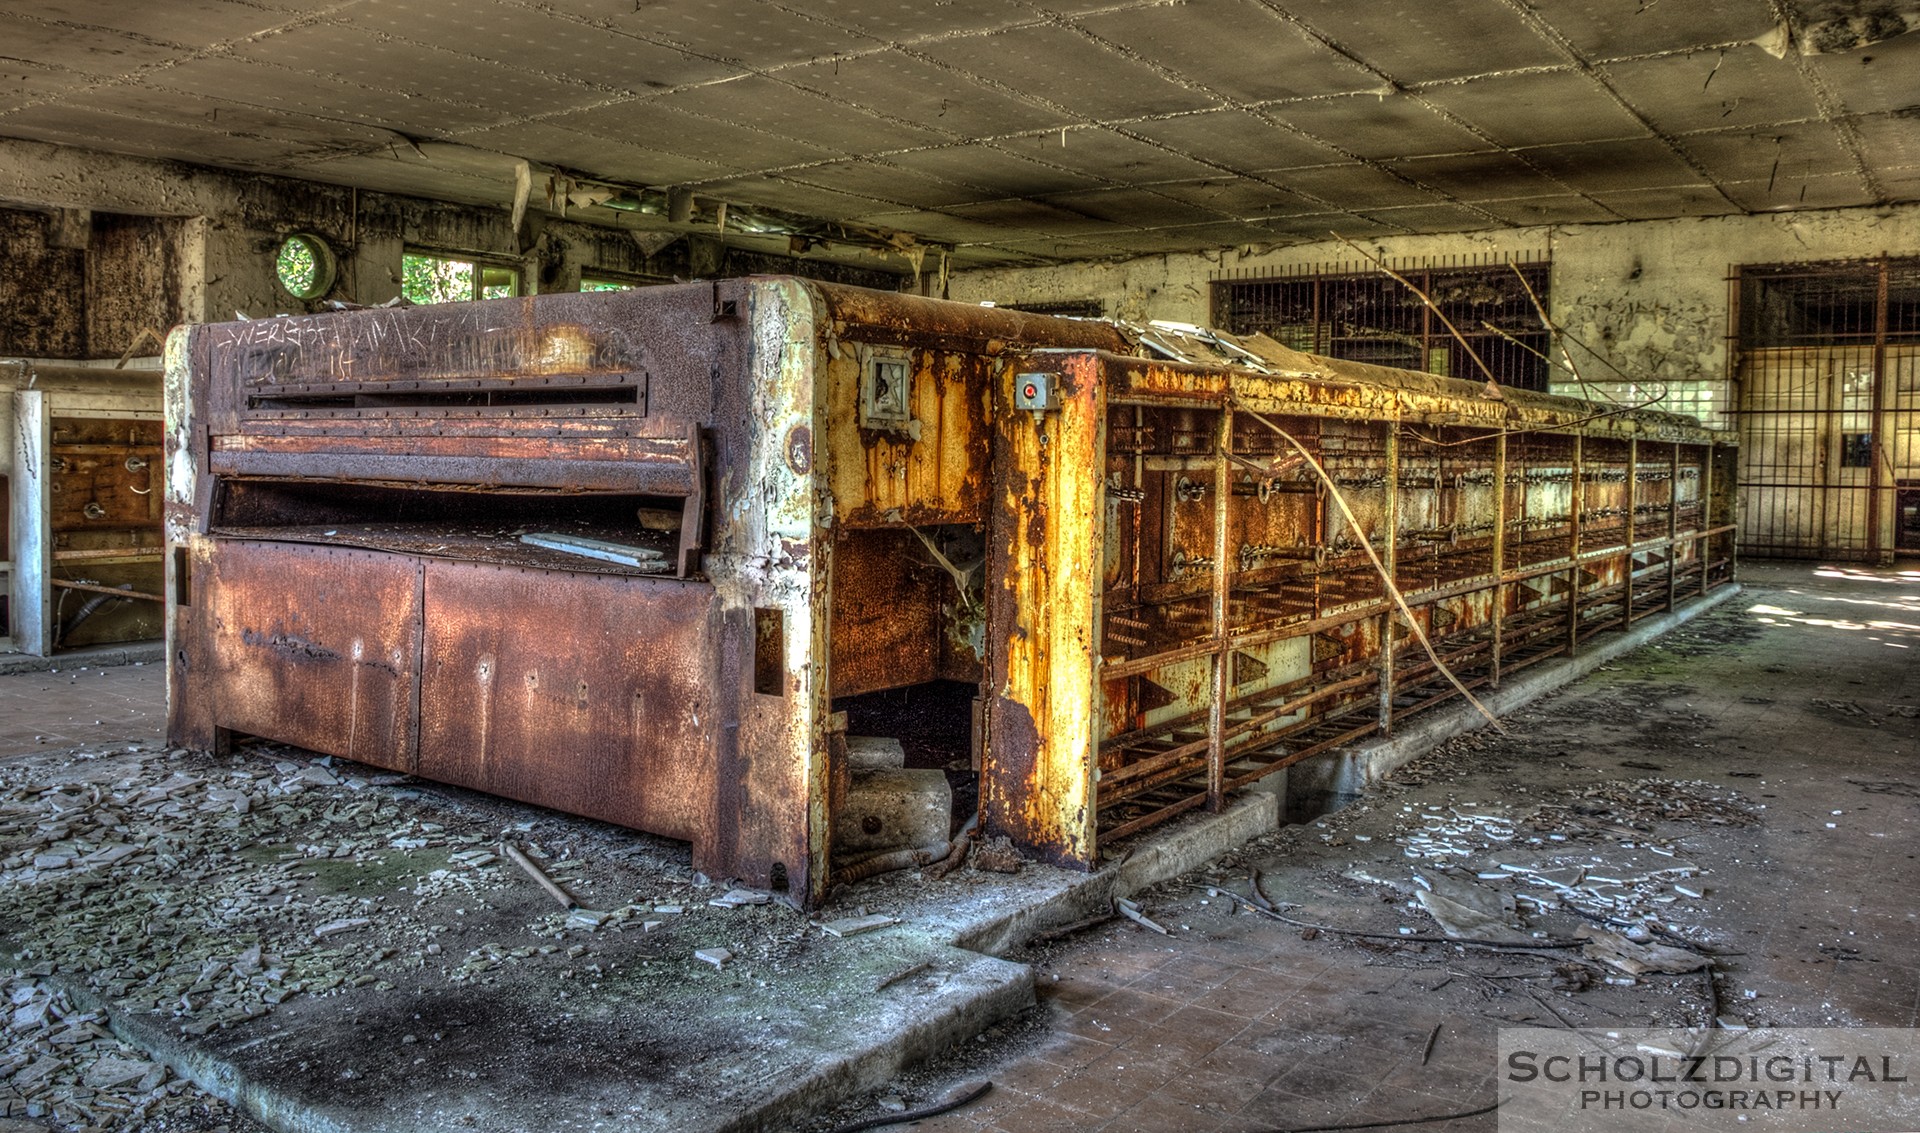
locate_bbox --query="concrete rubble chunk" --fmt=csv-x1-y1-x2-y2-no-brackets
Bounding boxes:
82,1056,154,1090
821,915,901,938
844,735,906,770
313,917,371,939
694,947,732,969
709,889,771,908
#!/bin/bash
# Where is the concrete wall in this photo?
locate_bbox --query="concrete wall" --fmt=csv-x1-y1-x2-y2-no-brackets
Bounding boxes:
0,138,902,360
948,203,1920,430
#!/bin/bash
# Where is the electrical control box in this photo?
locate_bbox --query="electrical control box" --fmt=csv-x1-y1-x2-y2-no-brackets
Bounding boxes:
1013,371,1057,411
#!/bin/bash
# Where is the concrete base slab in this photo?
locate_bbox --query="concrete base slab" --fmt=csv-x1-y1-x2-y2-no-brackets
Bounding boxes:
0,640,163,675
64,931,1026,1133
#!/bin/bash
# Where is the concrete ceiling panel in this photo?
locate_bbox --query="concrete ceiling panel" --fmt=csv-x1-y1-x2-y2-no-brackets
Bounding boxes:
943,197,1136,237
1604,47,1822,134
886,144,1104,197
772,160,992,209
1806,33,1920,116
1388,151,1568,201
538,0,871,68
1588,184,1742,218
853,209,1037,244
0,0,1896,260
1875,167,1920,202
338,3,738,93
1113,221,1288,252
0,105,305,169
151,56,515,135
1678,124,1863,186
786,49,1072,137
1148,178,1322,218
657,75,948,155
0,12,186,75
1039,188,1209,227
782,0,1038,41
543,100,841,173
1261,93,1492,161
1722,171,1874,211
1852,114,1920,171
1254,211,1393,240
8,0,312,50
689,173,896,220
1074,0,1376,104
1354,202,1496,234
1519,137,1707,193
452,123,731,185
236,24,602,118
75,87,395,156
1127,110,1341,174
1519,0,1775,60
1476,194,1625,226
0,58,88,115
1004,128,1223,184
911,25,1217,121
1265,163,1441,209
1262,0,1563,83
1416,71,1649,147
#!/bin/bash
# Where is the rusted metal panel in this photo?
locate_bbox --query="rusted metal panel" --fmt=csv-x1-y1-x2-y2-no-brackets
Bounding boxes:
827,528,944,699
416,559,720,849
983,352,1105,869
199,540,421,770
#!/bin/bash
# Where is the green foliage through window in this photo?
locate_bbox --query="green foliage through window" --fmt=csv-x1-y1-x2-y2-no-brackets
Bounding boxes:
402,252,520,305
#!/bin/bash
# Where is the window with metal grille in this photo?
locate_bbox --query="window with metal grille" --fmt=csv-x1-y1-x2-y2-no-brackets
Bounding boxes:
1732,256,1920,561
1210,255,1552,391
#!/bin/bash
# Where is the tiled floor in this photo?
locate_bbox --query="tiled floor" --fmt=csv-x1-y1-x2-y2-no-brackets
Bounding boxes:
0,659,165,756
838,560,1920,1133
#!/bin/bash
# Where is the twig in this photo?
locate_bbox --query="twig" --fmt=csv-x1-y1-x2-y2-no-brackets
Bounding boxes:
1246,868,1277,912
1116,897,1170,935
1700,962,1723,1029
873,961,931,992
1196,886,1580,955
1420,1023,1442,1065
1330,233,1497,385
1227,401,1507,736
1258,1097,1501,1133
825,1081,993,1133
1525,988,1581,1030
500,841,577,910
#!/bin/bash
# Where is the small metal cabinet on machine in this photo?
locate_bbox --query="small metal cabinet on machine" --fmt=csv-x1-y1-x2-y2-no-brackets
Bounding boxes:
2,362,165,656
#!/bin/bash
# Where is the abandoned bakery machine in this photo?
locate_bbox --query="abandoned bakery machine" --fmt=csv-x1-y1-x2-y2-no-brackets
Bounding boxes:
163,278,1736,906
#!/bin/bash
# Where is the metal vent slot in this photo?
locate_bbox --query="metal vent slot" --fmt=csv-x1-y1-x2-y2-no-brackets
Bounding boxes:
247,386,642,411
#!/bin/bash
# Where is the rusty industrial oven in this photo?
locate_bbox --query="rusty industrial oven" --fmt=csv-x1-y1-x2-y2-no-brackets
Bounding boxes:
164,281,1734,905
984,329,1736,865
164,279,1128,905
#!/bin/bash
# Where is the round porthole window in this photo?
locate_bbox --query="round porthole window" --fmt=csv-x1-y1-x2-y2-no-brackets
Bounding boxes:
274,233,337,300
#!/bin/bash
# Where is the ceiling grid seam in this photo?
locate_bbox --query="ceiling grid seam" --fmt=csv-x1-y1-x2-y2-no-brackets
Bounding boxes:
1491,0,1748,212
1760,0,1886,202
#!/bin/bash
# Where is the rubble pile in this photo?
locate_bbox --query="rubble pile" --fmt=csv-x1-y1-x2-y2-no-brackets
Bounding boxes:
1,972,236,1131
0,740,793,1130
